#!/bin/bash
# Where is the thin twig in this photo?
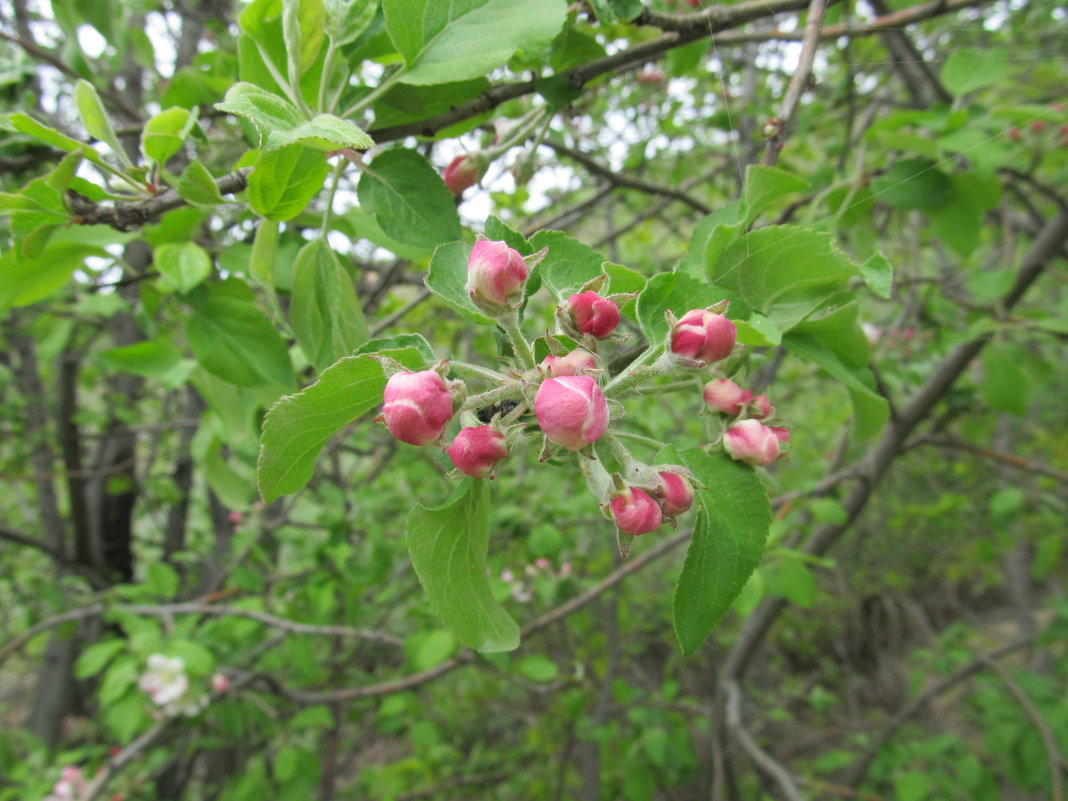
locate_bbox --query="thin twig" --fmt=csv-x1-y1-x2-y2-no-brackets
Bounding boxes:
761,0,829,166
847,638,1036,786
725,681,806,801
976,655,1066,801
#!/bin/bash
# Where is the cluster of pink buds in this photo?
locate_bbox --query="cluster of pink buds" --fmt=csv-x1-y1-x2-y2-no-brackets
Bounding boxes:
373,237,789,556
43,767,87,801
702,378,789,466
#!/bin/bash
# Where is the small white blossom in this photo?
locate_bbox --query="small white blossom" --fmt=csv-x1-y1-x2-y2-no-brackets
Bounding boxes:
138,654,188,706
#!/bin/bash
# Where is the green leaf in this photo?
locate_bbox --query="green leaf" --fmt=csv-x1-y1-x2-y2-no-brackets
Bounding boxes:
860,251,894,299
249,218,279,291
981,346,1027,416
425,240,493,324
141,106,197,166
155,241,213,293
171,639,215,675
783,332,888,440
215,83,374,151
186,286,293,387
145,562,180,599
177,160,228,207
74,79,128,165
635,271,727,346
354,333,436,365
324,0,376,44
357,148,462,250
681,201,742,278
529,229,605,300
672,449,771,655
742,164,809,225
587,0,643,23
734,313,782,346
769,556,816,608
870,158,952,211
282,0,325,76
3,112,108,169
290,238,369,371
517,655,558,682
383,0,567,85
75,639,126,679
0,240,104,311
257,349,424,501
941,47,1009,96
98,341,184,380
247,145,328,221
711,225,859,331
406,480,520,652
372,78,492,130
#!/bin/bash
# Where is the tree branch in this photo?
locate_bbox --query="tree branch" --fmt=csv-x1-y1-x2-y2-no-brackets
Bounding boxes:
542,140,712,213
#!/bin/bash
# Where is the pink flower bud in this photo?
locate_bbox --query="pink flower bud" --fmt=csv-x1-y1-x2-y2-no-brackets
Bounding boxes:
723,419,784,466
749,393,774,419
379,371,455,446
540,347,597,377
211,673,230,694
447,425,509,478
703,378,750,415
534,557,551,570
610,487,663,535
466,240,527,312
655,472,695,517
670,309,737,365
534,375,609,451
442,155,481,194
637,68,665,85
566,291,620,339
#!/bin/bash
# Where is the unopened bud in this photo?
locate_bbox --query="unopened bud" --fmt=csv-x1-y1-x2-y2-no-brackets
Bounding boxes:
654,472,695,517
749,393,775,419
534,376,609,451
378,370,456,446
703,378,750,415
211,673,230,694
447,425,509,478
442,154,482,194
540,347,598,377
566,291,620,339
466,240,528,313
609,487,663,535
670,307,737,365
723,419,788,466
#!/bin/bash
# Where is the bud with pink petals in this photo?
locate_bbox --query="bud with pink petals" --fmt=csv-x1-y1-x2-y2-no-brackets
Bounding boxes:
670,308,737,365
723,419,786,466
378,370,456,446
654,472,695,517
610,487,663,535
540,347,597,377
703,378,750,415
442,154,482,194
749,393,774,419
211,673,230,694
534,375,609,451
447,425,509,478
566,291,620,339
466,240,528,313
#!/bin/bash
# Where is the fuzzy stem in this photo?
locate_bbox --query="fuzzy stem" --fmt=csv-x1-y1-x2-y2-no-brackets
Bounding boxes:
461,384,523,414
449,361,511,383
604,345,663,395
497,313,535,370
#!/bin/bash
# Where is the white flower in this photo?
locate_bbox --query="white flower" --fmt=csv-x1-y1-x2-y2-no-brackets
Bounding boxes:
139,654,189,706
